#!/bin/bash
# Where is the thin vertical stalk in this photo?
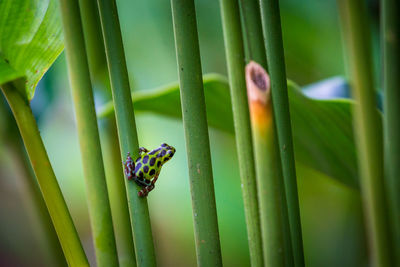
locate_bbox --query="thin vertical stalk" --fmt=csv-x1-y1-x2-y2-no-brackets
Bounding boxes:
259,1,304,266
78,0,108,84
78,0,136,265
1,84,88,266
96,0,156,266
238,0,267,68
103,117,137,267
337,0,392,266
246,62,285,267
382,0,400,264
170,0,222,266
218,1,262,266
58,0,119,265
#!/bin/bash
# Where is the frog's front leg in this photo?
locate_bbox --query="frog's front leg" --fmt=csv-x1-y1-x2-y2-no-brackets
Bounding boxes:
138,172,160,197
138,147,149,156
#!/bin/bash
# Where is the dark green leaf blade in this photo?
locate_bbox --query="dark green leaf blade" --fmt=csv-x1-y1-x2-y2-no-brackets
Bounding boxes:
0,0,63,99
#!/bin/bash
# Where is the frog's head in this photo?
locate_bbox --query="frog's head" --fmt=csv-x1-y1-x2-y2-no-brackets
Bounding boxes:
160,143,176,163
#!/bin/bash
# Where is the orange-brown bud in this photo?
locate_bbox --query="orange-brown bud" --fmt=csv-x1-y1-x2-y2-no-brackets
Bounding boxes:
246,61,272,134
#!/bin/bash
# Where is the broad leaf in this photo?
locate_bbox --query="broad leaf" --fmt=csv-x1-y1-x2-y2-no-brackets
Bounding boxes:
99,74,359,188
0,0,63,100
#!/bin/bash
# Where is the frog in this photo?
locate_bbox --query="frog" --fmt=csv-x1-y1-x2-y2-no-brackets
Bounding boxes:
123,143,176,197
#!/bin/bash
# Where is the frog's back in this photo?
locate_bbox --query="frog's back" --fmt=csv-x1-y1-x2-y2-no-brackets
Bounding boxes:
134,149,163,180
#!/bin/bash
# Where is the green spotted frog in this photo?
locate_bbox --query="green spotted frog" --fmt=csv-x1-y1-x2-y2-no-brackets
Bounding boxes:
123,143,176,197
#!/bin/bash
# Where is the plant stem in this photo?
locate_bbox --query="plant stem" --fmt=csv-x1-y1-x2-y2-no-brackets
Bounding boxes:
103,117,137,267
238,0,267,68
0,95,66,266
10,141,67,266
259,1,304,266
78,0,109,85
58,0,119,265
1,84,88,266
239,0,294,264
170,0,222,266
246,62,285,267
337,0,392,266
382,0,400,264
96,0,156,266
78,1,136,265
219,1,262,266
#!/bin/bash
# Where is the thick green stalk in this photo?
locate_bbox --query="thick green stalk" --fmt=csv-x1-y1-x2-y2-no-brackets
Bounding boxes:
238,0,267,68
245,62,285,267
382,0,400,263
338,0,392,266
1,84,88,266
96,0,156,266
58,0,119,265
78,0,136,265
170,0,222,266
259,1,304,266
103,117,137,267
219,1,262,266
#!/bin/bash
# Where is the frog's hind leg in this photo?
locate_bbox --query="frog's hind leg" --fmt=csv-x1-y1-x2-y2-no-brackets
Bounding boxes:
138,185,154,197
138,172,159,197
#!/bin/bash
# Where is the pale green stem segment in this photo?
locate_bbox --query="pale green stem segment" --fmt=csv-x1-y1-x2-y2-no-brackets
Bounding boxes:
58,0,119,265
10,142,67,266
238,0,267,68
103,117,137,267
238,0,294,264
0,97,66,266
337,0,392,266
1,84,88,266
219,0,263,266
382,0,400,264
259,1,304,266
96,0,156,266
246,62,286,267
78,0,136,265
170,0,222,266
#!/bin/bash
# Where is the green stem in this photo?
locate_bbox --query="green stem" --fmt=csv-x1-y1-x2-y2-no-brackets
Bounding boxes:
337,0,392,266
1,84,88,266
58,0,119,265
246,62,285,267
78,0,136,265
238,0,267,68
103,117,137,267
78,0,109,86
0,95,66,266
170,0,222,266
382,0,400,264
259,1,304,266
219,1,263,266
96,0,156,265
9,142,67,266
238,0,294,264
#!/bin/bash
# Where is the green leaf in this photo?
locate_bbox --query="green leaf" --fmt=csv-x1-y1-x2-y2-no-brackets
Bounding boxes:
99,74,359,188
0,0,63,100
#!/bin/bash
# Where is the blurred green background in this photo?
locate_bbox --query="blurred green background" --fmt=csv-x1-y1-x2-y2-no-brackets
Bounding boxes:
0,0,380,266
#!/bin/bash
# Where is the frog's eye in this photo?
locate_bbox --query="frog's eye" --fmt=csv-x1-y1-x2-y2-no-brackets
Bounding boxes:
161,143,168,147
